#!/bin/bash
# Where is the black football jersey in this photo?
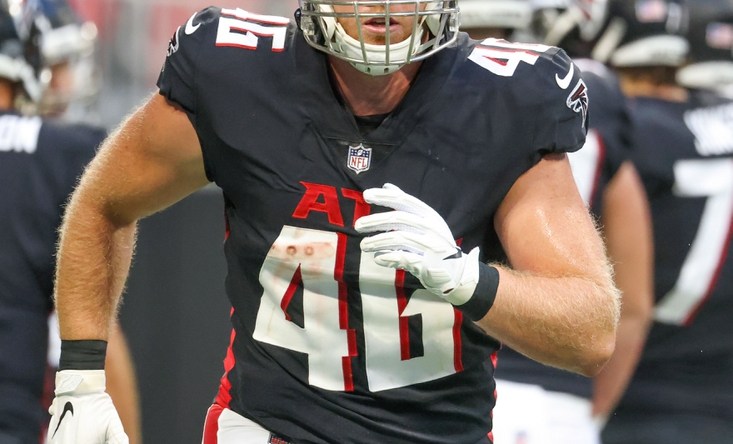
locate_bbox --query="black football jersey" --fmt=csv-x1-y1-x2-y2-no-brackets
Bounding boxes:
611,91,733,417
0,112,105,441
157,7,587,443
494,59,631,398
570,59,630,214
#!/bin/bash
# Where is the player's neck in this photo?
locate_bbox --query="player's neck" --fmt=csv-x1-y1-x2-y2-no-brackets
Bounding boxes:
329,57,422,117
619,78,689,102
0,81,15,111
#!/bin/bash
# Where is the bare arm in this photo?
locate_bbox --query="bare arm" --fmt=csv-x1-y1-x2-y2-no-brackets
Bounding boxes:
54,92,209,340
106,323,142,444
479,153,620,376
592,162,653,417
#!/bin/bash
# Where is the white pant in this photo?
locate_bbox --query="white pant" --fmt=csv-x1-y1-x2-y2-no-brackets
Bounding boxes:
491,379,600,444
202,405,289,444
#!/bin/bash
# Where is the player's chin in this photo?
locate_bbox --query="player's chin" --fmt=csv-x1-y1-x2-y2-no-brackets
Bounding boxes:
365,33,411,46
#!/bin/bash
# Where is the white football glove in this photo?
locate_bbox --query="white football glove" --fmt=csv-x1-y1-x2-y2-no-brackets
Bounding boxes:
47,370,129,444
355,183,480,305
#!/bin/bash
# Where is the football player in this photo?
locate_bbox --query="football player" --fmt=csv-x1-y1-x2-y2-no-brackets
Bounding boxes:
590,1,733,443
46,2,620,443
36,0,100,120
457,0,532,40
0,1,139,443
675,0,733,98
462,0,654,442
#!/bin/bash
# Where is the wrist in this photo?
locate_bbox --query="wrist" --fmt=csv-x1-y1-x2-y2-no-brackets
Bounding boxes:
453,262,500,321
55,369,107,395
59,340,108,371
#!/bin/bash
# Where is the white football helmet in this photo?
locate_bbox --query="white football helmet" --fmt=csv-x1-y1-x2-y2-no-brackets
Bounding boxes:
0,0,45,104
459,0,532,33
590,0,689,67
297,0,459,75
533,0,610,48
676,0,733,92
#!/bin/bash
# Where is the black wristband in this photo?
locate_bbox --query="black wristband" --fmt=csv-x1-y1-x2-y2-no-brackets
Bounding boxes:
59,340,108,370
457,263,500,321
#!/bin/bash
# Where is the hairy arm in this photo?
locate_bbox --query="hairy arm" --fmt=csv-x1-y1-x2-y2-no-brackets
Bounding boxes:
592,162,653,417
478,153,620,376
54,93,209,340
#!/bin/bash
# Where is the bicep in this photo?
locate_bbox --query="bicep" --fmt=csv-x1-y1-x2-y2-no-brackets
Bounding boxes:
494,153,608,279
75,93,209,225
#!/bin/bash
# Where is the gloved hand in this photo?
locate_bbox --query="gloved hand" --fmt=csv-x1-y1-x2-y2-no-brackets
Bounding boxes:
47,369,129,444
355,183,480,306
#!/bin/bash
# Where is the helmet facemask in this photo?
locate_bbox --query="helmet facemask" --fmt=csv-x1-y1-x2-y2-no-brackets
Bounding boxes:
298,1,459,76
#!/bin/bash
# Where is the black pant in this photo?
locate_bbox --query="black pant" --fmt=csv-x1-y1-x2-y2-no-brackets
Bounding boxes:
0,430,24,444
602,410,733,444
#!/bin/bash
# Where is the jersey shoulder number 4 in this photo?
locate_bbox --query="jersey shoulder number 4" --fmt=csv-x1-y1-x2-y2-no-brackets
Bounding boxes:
468,38,553,77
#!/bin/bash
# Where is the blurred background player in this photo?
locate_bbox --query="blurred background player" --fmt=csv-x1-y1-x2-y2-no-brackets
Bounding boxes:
676,0,733,98
36,0,99,121
0,1,140,443
461,1,654,442
583,0,733,443
458,0,532,40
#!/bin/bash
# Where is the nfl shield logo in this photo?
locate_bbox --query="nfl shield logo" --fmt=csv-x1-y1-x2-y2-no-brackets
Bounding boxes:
347,144,372,174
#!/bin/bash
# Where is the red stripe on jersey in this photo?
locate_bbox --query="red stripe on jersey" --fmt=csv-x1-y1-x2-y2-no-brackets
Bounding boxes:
215,308,237,407
335,232,348,328
488,351,498,444
453,309,464,372
335,232,356,391
224,209,230,241
280,266,302,321
685,215,733,325
589,132,607,206
342,356,354,392
395,270,411,360
202,403,224,444
476,44,541,67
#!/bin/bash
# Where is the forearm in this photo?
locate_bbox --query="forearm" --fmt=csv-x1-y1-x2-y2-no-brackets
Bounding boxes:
478,265,620,376
54,192,137,341
592,312,650,416
592,162,653,415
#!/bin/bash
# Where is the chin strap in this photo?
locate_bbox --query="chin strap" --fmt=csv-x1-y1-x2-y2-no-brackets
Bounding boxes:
331,21,426,75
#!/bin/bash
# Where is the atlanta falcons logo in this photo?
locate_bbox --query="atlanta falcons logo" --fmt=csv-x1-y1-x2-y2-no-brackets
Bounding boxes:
566,79,589,128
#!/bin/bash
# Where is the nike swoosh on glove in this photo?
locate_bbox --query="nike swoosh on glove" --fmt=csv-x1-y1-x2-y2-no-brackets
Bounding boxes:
355,183,480,306
47,370,129,444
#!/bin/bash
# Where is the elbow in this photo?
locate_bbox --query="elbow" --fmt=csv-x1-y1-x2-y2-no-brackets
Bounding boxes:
576,281,622,376
574,295,620,376
574,332,616,377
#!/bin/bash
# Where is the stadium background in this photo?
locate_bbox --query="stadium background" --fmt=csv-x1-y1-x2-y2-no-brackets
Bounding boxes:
65,1,294,443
